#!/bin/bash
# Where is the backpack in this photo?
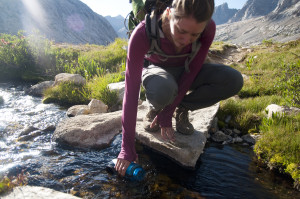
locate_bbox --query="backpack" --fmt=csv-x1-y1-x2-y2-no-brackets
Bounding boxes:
127,0,202,73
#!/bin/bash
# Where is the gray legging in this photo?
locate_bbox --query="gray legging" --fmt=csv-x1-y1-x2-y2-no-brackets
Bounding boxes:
142,63,244,111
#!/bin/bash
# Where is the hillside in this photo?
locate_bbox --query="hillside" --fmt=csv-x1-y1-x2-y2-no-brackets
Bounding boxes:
105,15,128,39
0,0,118,45
215,0,300,45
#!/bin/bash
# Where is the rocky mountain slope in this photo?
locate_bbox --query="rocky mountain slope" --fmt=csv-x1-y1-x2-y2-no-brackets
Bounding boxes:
228,0,279,23
215,0,300,45
212,3,238,25
105,15,128,39
0,0,118,45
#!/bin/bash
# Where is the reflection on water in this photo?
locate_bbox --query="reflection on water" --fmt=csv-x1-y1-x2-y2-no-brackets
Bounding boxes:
0,83,297,199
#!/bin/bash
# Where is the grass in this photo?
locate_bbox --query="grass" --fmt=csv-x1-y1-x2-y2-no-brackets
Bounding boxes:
215,39,300,189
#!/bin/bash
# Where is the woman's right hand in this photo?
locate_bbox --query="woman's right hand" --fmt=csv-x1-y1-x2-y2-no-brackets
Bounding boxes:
115,158,131,176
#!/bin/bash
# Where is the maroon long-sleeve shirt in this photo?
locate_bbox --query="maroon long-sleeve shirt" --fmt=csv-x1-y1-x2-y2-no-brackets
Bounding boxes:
118,19,216,162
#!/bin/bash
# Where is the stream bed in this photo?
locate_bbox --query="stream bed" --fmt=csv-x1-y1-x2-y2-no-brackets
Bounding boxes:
0,82,298,199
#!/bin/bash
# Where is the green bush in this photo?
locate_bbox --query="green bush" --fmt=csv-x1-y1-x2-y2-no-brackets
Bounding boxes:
43,82,90,106
87,74,121,110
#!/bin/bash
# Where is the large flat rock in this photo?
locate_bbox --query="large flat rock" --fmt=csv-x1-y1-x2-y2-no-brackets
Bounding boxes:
135,102,219,169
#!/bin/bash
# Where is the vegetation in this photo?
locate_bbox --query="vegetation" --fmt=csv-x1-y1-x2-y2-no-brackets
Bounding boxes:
0,31,127,82
216,39,300,189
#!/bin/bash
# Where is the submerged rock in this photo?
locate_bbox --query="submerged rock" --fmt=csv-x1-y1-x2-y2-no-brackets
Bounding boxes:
25,81,54,97
1,186,80,199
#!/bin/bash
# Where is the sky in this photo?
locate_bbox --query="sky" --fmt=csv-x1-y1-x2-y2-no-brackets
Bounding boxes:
79,0,248,18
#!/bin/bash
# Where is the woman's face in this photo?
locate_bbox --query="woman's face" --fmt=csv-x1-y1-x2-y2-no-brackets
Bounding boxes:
169,14,207,49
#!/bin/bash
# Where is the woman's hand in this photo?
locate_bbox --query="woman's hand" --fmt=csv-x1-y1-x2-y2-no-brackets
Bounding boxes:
115,158,130,176
151,116,176,142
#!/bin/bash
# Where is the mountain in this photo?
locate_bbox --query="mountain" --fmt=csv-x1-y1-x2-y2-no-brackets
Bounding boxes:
105,15,128,39
0,0,118,45
212,3,238,25
229,0,279,23
215,0,300,45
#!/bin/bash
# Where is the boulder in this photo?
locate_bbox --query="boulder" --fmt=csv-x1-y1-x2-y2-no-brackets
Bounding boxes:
135,102,219,169
53,73,86,86
108,81,143,106
66,105,90,117
53,111,122,149
88,99,108,113
108,81,125,103
25,81,54,97
266,104,300,119
1,186,80,199
211,131,231,143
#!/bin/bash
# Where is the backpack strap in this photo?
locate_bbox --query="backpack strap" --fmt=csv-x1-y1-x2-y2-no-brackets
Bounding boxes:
145,12,202,73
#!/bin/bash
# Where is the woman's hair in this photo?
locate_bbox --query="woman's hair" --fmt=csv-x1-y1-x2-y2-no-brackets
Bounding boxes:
171,0,215,23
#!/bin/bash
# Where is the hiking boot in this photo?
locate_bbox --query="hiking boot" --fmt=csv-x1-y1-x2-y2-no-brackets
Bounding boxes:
175,106,194,135
143,108,160,132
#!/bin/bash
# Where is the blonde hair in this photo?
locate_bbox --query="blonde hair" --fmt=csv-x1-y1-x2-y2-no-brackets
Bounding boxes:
171,0,215,23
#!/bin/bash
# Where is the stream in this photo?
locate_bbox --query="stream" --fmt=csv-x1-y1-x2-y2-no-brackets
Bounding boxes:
0,82,298,199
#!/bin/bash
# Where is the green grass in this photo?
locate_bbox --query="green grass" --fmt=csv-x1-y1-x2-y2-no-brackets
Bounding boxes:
216,39,300,189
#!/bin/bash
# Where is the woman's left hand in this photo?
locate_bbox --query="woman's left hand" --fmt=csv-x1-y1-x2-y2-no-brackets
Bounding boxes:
151,116,176,142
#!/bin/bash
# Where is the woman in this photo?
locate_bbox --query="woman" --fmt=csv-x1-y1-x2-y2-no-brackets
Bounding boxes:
115,0,243,176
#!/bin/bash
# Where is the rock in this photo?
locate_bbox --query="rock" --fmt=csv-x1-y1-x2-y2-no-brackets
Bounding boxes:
66,105,90,117
232,137,243,143
135,102,219,169
0,96,4,104
43,125,56,132
211,131,231,143
25,81,54,97
266,104,300,119
242,134,256,145
108,81,143,106
53,73,86,86
18,130,42,141
53,111,122,149
19,126,39,136
108,81,125,103
233,129,242,135
1,185,80,199
209,117,219,133
88,99,108,114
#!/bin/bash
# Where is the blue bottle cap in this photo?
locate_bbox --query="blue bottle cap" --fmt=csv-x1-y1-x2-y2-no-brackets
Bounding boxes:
132,167,145,181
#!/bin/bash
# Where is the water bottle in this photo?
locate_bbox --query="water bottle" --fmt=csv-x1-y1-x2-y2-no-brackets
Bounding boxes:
106,159,145,181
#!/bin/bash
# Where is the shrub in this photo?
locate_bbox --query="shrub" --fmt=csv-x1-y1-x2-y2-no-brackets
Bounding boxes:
43,82,90,106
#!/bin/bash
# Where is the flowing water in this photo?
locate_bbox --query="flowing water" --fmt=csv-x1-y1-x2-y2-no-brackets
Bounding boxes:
0,83,298,199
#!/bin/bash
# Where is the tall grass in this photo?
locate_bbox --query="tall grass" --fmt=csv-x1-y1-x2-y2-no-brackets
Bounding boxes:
0,31,127,82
